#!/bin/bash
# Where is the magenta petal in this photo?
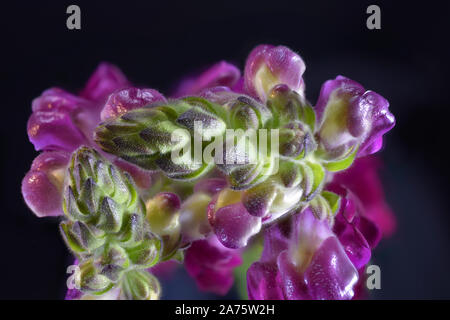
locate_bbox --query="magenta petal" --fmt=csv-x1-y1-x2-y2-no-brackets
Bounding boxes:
265,46,305,87
315,76,365,124
27,110,86,152
185,237,241,295
80,63,130,102
290,208,334,257
304,237,359,300
355,91,395,156
100,87,166,121
213,203,262,249
260,223,289,263
22,151,69,217
231,77,244,93
277,251,310,299
247,262,284,300
32,88,90,113
173,61,240,97
199,86,241,105
357,136,383,157
244,44,305,101
332,156,396,237
315,76,395,157
354,216,381,249
30,150,70,172
333,213,372,270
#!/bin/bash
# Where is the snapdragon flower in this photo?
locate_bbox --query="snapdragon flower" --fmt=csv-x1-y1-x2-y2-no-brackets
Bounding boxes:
22,44,395,300
247,209,358,300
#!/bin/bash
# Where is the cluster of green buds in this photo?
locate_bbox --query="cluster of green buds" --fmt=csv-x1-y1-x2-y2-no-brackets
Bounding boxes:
95,84,352,233
60,147,162,299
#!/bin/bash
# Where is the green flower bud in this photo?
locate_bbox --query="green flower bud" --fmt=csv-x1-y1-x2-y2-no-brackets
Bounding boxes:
278,124,315,159
60,220,105,253
95,99,226,179
177,106,226,140
63,147,145,232
299,161,325,201
278,160,303,188
121,270,161,300
61,147,162,296
95,107,190,170
226,96,272,130
308,190,341,225
267,84,315,130
77,259,114,294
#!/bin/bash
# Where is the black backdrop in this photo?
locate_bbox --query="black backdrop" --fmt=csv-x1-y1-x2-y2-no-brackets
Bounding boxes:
1,1,449,299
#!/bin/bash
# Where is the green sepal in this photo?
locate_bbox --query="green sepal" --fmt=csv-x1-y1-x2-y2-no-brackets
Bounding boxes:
125,237,161,268
96,197,124,233
60,221,106,253
322,146,358,172
321,190,341,215
78,259,114,294
116,213,146,246
301,161,325,200
278,160,303,188
309,191,341,223
227,95,272,129
96,244,131,282
121,270,161,300
299,104,316,133
176,106,226,140
182,96,228,122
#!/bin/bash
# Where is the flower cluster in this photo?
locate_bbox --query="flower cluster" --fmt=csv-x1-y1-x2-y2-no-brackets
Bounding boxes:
22,44,395,300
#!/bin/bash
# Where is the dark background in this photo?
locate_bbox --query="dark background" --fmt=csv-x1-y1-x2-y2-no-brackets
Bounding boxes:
1,1,449,299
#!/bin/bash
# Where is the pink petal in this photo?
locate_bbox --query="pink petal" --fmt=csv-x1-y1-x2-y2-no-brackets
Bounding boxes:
173,61,240,97
212,202,262,249
22,151,69,217
304,237,359,300
80,63,130,102
27,110,86,152
277,251,310,299
100,87,166,121
185,237,241,295
244,45,305,101
333,213,372,270
32,88,89,113
332,156,396,237
247,261,284,300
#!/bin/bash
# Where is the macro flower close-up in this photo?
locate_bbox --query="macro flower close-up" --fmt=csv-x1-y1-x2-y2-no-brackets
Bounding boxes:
19,41,396,300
